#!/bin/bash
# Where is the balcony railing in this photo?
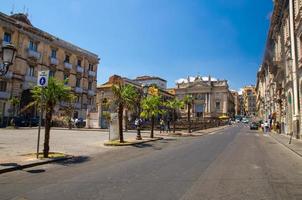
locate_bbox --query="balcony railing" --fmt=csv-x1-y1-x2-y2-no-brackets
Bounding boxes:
88,90,95,96
50,57,59,65
24,75,37,83
77,66,84,73
2,40,10,47
88,70,96,77
27,49,41,60
64,62,72,70
75,87,83,94
0,91,9,99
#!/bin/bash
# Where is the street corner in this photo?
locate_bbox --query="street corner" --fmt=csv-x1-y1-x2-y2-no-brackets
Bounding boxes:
0,152,74,174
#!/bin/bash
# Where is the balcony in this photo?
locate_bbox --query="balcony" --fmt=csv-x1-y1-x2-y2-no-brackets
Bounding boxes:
23,75,37,90
4,71,13,79
64,62,72,70
2,40,10,47
50,57,59,65
27,49,41,60
24,75,37,83
75,102,81,109
0,91,9,99
88,70,96,77
77,66,84,73
75,87,83,94
88,90,95,96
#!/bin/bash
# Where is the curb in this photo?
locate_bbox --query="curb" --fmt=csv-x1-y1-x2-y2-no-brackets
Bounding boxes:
0,156,73,174
269,133,302,157
104,137,163,146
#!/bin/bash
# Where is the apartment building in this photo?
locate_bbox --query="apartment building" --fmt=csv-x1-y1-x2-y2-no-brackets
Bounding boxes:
0,12,99,126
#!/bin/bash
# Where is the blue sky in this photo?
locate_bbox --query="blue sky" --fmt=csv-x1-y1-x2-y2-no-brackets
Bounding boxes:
1,0,273,90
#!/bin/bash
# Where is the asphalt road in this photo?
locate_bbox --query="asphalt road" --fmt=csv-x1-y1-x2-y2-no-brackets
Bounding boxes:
1,125,302,200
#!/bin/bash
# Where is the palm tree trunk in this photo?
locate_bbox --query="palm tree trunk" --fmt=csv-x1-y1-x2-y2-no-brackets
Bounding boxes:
43,107,52,158
173,109,176,133
188,104,191,133
118,103,124,143
151,116,155,138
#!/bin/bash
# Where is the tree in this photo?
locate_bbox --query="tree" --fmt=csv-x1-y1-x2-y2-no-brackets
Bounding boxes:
31,77,72,158
9,96,20,117
140,95,164,138
112,83,138,143
165,98,184,133
184,95,193,133
62,94,77,130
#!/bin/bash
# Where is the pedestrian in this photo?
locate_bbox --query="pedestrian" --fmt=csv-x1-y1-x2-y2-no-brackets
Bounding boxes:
264,121,269,133
160,118,165,133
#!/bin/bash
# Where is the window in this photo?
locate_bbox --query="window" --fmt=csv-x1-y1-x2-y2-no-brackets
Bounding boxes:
77,96,80,103
29,41,38,51
0,81,7,92
88,81,92,90
64,74,69,85
49,70,55,77
77,59,82,66
76,77,81,87
65,55,70,63
88,64,93,71
51,49,57,58
88,97,93,105
3,32,11,43
216,102,221,110
28,66,35,77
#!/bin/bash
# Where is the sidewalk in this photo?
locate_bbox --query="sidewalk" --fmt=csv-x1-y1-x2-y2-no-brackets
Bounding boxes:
269,132,302,157
0,128,154,174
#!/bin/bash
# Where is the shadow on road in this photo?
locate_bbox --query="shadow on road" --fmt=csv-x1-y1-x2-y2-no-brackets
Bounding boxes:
55,156,90,166
26,169,46,174
0,162,20,167
132,143,153,148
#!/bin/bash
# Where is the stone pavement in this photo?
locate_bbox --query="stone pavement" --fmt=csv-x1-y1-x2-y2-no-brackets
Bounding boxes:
269,132,302,157
0,128,154,172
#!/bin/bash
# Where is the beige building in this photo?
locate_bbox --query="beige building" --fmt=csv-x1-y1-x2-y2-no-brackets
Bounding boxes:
231,90,240,116
97,75,174,128
0,12,99,126
256,0,302,138
174,75,235,118
242,86,257,116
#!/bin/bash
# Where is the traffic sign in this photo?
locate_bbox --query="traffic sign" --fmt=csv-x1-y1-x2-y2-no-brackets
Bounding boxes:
37,70,49,87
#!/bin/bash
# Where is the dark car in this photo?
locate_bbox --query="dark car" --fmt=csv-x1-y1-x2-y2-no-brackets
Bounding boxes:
250,122,259,130
12,117,27,127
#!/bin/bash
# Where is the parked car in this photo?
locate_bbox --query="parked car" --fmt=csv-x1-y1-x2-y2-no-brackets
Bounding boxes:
250,122,259,130
75,118,86,128
242,118,249,124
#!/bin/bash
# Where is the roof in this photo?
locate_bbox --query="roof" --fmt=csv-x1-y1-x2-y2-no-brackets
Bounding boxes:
135,75,167,82
175,76,218,84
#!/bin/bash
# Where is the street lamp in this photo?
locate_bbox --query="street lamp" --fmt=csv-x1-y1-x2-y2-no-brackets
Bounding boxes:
0,44,17,76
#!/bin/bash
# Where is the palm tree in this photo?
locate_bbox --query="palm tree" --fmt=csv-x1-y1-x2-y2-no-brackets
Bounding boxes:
62,94,77,130
140,95,164,138
165,98,184,133
112,83,138,143
31,77,72,158
184,95,193,133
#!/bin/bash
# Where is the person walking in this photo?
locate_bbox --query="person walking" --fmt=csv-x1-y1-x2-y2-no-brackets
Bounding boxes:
160,118,165,133
264,121,269,133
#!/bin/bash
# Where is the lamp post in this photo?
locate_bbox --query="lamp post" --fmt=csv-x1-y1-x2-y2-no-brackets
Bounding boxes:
0,44,17,76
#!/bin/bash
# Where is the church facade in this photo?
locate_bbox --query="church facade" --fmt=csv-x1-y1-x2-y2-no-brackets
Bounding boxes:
174,76,235,119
